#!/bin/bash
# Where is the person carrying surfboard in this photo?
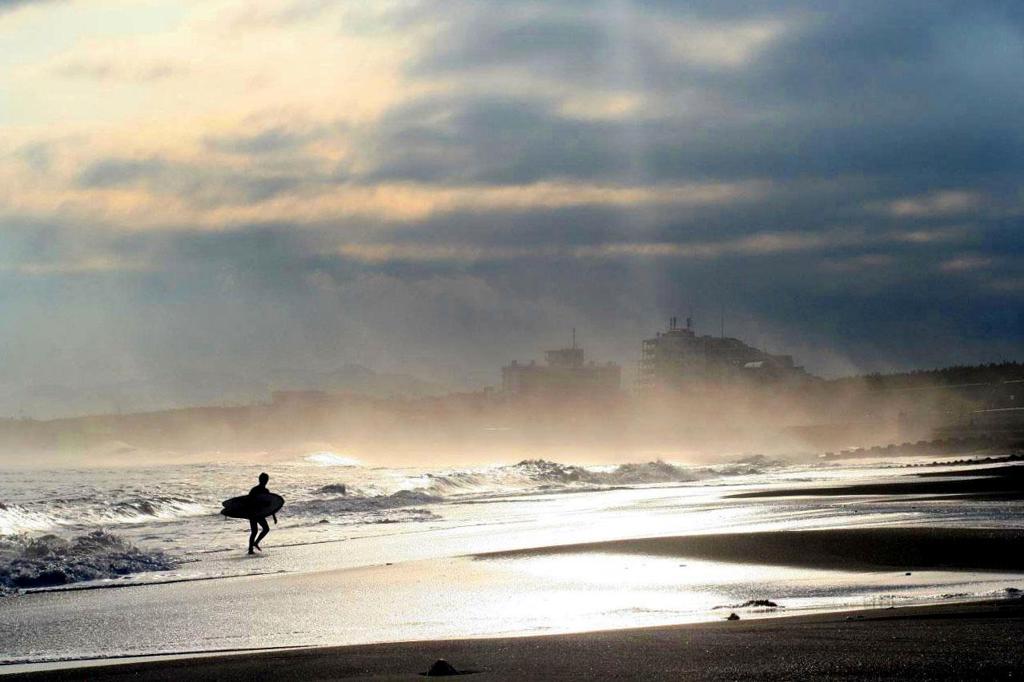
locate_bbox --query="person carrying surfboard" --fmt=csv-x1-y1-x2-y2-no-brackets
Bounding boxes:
220,473,284,553
247,472,277,554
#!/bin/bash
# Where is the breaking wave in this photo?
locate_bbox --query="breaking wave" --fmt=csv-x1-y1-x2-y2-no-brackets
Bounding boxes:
0,503,58,536
0,530,175,594
0,495,208,537
316,483,349,495
415,459,701,497
707,454,787,476
305,452,362,467
300,460,704,513
1,456,784,541
97,496,208,524
290,489,442,518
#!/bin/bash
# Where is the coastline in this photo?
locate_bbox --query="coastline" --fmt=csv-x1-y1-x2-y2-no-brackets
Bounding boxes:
5,466,1023,677
730,462,1024,500
476,527,1024,572
6,598,1022,680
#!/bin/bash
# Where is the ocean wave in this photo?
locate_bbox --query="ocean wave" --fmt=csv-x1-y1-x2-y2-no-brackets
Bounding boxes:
594,460,700,484
1,495,208,537
708,454,788,476
1,457,774,540
311,507,442,526
303,459,699,503
420,459,700,497
0,530,175,594
305,452,362,467
289,489,442,519
101,496,208,523
0,503,61,536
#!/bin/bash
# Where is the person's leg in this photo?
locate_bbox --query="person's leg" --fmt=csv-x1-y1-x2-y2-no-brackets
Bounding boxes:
248,518,259,553
254,517,270,549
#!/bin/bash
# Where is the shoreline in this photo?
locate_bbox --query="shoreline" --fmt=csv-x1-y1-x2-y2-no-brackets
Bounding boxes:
730,462,1024,500
476,526,1024,572
5,598,1022,680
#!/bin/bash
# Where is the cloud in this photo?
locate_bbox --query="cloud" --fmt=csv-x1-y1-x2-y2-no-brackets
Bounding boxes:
76,156,307,207
389,1,1024,187
939,254,994,273
0,0,58,15
883,191,983,218
818,254,895,274
54,58,187,82
416,4,786,83
3,0,1024,405
227,0,343,28
203,126,328,156
326,224,968,266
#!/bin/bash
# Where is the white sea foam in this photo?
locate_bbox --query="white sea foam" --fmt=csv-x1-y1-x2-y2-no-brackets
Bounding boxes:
0,457,767,542
101,496,209,524
0,496,209,536
290,489,442,519
0,503,62,536
304,452,363,467
409,459,702,498
0,530,175,594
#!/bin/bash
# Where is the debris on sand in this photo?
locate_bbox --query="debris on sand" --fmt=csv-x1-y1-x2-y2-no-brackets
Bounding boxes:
714,599,780,610
424,659,461,676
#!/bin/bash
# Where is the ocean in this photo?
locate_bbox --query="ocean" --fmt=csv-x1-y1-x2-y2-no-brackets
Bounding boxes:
2,453,1022,668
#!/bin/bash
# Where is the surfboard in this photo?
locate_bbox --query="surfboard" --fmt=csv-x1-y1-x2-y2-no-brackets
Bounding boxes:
220,492,284,520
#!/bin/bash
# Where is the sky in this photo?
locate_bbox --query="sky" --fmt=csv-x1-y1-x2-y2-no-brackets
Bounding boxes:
1,0,1023,413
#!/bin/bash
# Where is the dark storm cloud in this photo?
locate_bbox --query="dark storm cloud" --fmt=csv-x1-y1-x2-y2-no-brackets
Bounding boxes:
419,14,622,76
6,0,1024,412
335,1,1024,374
204,126,330,156
2,186,1020,409
356,91,1024,186
388,1,1024,187
77,156,308,206
359,96,633,185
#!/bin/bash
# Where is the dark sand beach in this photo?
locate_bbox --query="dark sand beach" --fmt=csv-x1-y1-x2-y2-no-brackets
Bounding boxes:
7,599,1023,680
730,463,1024,500
478,527,1024,572
7,526,1024,680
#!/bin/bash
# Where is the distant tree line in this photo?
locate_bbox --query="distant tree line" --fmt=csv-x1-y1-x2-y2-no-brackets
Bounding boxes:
828,362,1024,391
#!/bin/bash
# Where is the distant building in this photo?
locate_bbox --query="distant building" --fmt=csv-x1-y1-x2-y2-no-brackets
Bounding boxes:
639,317,808,392
502,334,621,398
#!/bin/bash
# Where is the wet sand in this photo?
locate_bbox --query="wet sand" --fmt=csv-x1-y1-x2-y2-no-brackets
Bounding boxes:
7,599,1023,680
477,527,1024,572
731,463,1024,500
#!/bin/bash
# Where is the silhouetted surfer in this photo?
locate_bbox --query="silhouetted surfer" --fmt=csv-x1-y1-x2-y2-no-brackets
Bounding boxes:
247,472,277,554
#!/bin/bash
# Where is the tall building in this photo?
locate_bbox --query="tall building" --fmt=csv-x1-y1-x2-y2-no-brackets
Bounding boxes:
639,317,807,391
502,334,621,398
